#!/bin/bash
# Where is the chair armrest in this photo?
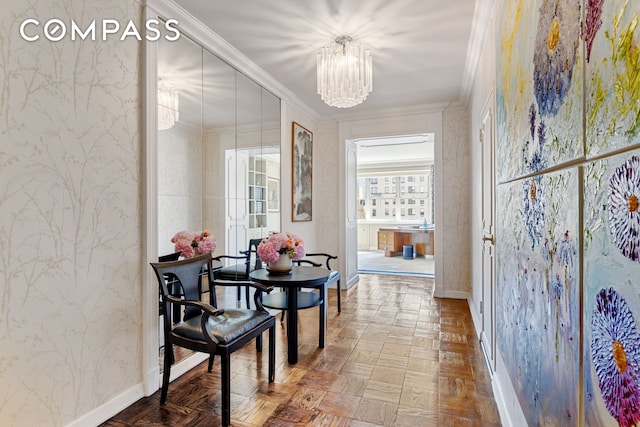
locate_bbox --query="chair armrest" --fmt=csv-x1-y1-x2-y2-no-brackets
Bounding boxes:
165,294,224,317
297,253,338,270
293,259,322,267
210,279,274,293
213,255,249,262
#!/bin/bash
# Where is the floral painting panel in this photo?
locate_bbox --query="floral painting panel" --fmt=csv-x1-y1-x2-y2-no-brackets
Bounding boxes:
496,0,584,183
496,167,580,425
585,0,640,157
584,149,640,426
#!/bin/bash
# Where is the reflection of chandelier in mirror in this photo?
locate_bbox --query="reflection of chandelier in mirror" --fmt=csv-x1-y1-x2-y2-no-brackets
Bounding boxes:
158,81,179,130
317,35,373,108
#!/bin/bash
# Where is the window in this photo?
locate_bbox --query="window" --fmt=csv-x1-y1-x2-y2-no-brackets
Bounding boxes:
357,172,433,224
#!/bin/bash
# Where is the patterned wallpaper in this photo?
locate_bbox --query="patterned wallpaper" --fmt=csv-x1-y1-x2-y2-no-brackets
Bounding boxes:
0,0,142,424
442,109,471,295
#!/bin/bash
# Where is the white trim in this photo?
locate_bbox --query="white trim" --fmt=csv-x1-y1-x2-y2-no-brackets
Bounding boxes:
64,353,208,427
492,349,527,427
142,3,160,397
441,290,468,300
147,0,318,122
459,0,496,107
65,384,144,427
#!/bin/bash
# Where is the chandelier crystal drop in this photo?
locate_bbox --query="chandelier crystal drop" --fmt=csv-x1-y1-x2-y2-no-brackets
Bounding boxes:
317,35,373,108
158,81,179,130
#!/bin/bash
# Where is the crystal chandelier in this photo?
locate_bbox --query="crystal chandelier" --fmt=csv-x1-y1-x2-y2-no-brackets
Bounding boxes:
317,36,373,108
157,81,179,130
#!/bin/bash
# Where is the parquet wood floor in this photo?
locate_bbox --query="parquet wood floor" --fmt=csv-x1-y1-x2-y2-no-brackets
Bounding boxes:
101,274,501,426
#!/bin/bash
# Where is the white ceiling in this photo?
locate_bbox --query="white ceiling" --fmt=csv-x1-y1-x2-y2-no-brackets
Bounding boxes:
172,0,485,119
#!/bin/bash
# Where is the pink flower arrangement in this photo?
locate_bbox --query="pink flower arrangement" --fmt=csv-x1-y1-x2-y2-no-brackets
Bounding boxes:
257,232,305,264
171,230,217,258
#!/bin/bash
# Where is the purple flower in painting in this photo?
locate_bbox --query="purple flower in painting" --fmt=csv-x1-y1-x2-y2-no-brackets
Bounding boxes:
529,103,537,139
537,121,547,151
608,156,640,262
533,0,581,117
581,0,605,62
557,230,577,272
523,177,546,250
591,288,640,427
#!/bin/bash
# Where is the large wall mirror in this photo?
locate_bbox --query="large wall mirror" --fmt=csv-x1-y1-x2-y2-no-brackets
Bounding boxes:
156,31,281,363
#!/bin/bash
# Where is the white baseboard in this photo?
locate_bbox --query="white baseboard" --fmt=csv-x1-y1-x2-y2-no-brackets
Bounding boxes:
441,289,468,299
65,384,143,427
66,352,209,427
492,350,528,427
467,295,482,339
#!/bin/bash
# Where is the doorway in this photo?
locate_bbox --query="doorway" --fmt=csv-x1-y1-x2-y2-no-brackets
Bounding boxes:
355,134,435,277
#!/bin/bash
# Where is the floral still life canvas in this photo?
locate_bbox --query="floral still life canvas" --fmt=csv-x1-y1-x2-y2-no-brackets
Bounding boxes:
496,167,580,425
585,0,640,157
584,149,640,426
496,0,584,183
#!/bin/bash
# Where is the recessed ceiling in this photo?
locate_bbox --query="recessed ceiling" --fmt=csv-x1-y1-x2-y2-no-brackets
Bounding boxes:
172,0,483,119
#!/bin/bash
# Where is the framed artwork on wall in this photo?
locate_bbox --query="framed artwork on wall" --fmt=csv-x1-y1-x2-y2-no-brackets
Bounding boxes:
267,178,279,212
291,121,312,222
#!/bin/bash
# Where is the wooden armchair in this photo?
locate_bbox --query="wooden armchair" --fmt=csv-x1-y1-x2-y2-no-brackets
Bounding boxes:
293,252,341,312
213,237,264,308
150,253,275,427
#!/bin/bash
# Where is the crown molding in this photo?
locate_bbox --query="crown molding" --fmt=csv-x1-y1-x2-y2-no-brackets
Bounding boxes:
146,0,319,122
459,0,497,107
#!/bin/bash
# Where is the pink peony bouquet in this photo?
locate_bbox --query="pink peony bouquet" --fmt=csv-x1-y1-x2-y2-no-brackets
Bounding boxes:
257,232,305,264
171,230,217,258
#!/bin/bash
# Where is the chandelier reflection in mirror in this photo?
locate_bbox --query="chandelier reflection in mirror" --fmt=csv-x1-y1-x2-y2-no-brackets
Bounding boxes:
157,81,179,130
317,35,373,108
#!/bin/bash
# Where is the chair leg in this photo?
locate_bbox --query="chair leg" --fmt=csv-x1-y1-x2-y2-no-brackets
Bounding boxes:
245,285,251,309
160,343,172,404
221,352,231,426
337,279,342,313
255,332,263,352
268,325,275,382
207,354,215,372
280,310,285,322
236,286,241,308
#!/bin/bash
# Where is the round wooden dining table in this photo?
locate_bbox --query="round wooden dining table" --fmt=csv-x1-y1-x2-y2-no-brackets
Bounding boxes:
249,266,331,364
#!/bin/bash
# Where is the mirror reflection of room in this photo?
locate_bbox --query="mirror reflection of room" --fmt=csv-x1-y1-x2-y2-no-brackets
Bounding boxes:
157,31,280,367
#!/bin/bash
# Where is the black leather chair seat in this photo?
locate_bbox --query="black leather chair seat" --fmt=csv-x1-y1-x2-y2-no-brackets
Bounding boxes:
173,309,272,344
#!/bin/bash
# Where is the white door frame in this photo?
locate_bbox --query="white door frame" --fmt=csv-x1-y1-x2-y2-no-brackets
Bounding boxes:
338,113,444,292
479,93,496,372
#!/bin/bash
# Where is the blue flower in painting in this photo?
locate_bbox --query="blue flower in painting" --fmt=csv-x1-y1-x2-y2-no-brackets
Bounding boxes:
550,274,563,301
533,0,581,117
608,156,640,262
523,177,545,250
557,230,577,273
591,288,640,427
